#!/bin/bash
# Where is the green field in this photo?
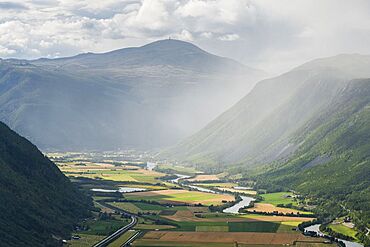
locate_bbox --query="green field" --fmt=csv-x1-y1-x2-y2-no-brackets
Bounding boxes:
68,233,104,247
109,202,189,214
156,164,200,175
260,192,298,206
134,224,176,230
277,221,300,233
135,202,168,211
79,218,129,235
110,202,142,214
107,230,138,247
196,225,228,232
228,221,280,232
170,221,228,231
328,223,358,239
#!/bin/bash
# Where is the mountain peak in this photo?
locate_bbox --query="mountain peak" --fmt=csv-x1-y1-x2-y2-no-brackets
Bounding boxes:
139,39,208,54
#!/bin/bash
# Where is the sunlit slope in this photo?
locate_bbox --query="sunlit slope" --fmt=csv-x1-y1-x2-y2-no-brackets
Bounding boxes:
256,79,370,208
166,54,370,168
0,122,91,246
0,39,264,150
254,79,370,245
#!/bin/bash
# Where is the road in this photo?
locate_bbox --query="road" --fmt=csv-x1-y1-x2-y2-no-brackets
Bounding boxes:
120,231,141,247
92,201,138,247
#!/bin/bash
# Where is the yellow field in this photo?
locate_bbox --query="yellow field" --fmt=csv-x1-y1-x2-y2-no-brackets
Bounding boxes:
125,189,234,206
59,162,164,183
194,183,238,188
187,174,220,182
247,203,307,214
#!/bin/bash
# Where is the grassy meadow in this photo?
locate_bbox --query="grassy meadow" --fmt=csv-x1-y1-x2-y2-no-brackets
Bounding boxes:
260,192,298,206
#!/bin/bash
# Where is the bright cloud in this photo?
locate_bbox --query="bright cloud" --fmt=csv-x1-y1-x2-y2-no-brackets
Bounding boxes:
0,0,369,74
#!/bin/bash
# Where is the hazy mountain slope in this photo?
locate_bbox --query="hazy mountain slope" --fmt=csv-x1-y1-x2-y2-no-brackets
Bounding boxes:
0,39,264,150
0,122,91,246
256,79,370,199
165,54,370,168
254,79,370,244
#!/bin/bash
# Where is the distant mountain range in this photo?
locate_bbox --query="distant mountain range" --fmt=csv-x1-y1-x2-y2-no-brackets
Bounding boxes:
165,54,370,241
0,39,265,150
0,122,91,246
166,54,370,167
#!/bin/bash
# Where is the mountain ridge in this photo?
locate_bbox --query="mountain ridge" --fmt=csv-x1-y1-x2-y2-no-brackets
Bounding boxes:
29,39,256,76
164,54,370,167
0,39,265,150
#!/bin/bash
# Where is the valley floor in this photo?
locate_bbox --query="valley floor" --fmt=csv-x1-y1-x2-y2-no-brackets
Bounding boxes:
48,151,353,247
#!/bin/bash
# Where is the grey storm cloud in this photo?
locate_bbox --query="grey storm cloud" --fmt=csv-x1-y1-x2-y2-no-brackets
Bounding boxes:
0,0,370,74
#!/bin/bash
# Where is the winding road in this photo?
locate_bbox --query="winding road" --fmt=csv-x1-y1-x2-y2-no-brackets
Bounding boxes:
92,201,139,247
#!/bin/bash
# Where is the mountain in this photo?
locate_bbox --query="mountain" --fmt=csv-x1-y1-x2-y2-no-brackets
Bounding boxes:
165,54,370,169
255,79,370,245
0,39,265,150
254,77,370,202
0,122,91,246
165,54,370,244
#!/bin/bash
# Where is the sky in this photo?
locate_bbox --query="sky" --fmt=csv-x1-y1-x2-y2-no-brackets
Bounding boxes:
0,0,370,74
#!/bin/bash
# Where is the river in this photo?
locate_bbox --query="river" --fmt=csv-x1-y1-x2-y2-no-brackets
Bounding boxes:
91,187,147,193
187,184,217,194
170,174,191,183
223,196,256,214
169,173,255,213
304,224,364,247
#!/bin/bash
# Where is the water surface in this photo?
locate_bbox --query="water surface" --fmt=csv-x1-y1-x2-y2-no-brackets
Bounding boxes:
223,196,255,214
304,224,364,247
170,174,191,183
91,187,146,193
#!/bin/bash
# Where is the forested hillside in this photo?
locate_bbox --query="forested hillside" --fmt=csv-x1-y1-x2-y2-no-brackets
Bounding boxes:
0,122,91,246
255,79,370,244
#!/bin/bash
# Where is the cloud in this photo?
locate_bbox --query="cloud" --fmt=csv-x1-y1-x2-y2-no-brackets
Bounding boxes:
218,34,239,41
0,0,369,74
0,2,28,10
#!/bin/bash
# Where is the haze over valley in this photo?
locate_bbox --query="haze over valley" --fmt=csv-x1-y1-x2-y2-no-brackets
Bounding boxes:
0,39,264,150
0,1,369,247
